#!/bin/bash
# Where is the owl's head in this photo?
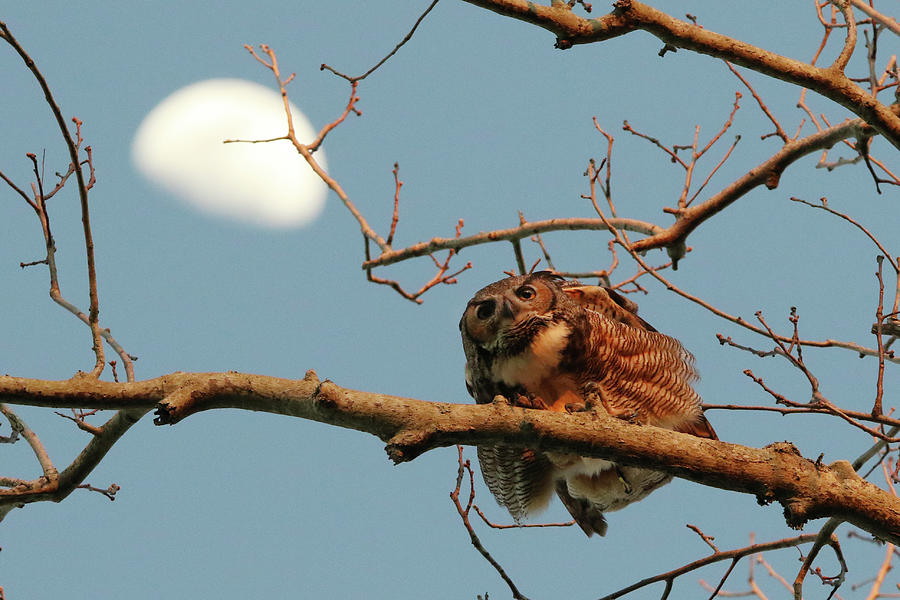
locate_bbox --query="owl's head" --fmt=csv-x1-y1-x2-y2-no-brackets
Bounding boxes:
460,271,572,350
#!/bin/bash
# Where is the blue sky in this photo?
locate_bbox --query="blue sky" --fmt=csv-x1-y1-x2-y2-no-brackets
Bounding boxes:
2,2,898,598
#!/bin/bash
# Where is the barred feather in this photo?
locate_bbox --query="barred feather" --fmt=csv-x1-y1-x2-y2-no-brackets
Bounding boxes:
476,446,554,521
460,273,716,538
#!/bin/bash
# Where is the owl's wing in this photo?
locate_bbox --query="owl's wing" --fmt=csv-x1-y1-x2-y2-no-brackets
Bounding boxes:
561,283,657,332
550,303,715,535
580,307,717,440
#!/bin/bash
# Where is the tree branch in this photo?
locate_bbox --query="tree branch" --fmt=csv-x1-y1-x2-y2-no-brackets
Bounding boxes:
458,0,900,149
0,21,106,377
363,217,661,269
628,118,869,255
1,370,899,543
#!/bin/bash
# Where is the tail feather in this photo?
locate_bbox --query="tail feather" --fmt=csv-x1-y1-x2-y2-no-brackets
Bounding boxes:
554,480,608,537
477,445,555,521
677,413,718,440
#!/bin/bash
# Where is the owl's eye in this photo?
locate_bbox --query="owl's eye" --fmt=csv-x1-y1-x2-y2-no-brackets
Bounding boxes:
475,300,496,320
516,285,536,301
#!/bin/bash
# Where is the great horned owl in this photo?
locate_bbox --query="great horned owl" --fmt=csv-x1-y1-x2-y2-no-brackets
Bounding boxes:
459,271,716,536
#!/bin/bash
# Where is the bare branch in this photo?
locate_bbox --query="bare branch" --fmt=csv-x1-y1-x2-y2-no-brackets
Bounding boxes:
0,23,105,377
2,372,900,541
473,504,574,529
363,216,662,269
686,523,719,552
459,1,900,147
629,118,869,258
0,404,56,481
849,0,900,37
792,518,845,599
450,446,530,600
325,0,440,82
725,61,788,143
76,482,120,501
830,0,857,73
599,534,820,600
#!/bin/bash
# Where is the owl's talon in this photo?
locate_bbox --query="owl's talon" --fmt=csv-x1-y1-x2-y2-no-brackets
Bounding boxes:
615,466,633,494
610,409,640,423
515,394,548,410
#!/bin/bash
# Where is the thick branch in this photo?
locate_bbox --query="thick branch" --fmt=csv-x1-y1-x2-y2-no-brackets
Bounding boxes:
1,370,899,542
459,0,900,149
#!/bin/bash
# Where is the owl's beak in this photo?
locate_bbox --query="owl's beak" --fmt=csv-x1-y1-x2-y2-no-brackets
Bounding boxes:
500,297,515,321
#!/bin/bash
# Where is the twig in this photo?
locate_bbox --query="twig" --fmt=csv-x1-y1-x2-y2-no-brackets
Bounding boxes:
0,404,56,481
743,367,900,442
703,401,900,431
687,134,740,207
598,534,819,600
320,0,441,82
587,185,900,363
874,256,887,416
852,426,900,472
0,408,148,518
863,458,899,599
791,197,898,268
849,0,900,37
54,409,103,436
386,163,403,246
473,505,574,529
76,482,119,501
0,22,121,379
628,118,870,260
792,518,846,599
237,44,386,249
756,553,794,594
725,61,788,142
686,523,719,552
622,119,687,168
450,446,530,600
365,221,472,304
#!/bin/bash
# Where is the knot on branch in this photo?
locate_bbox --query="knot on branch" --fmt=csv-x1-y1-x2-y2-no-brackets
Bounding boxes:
154,379,225,425
664,241,687,270
313,380,344,410
385,429,431,464
829,459,862,482
764,440,803,457
782,497,814,529
154,384,206,425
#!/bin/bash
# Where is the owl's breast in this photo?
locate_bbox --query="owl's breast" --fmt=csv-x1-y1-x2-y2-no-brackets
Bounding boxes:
490,321,570,387
489,321,586,411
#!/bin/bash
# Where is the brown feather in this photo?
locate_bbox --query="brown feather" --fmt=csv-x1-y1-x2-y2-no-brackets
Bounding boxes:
461,273,716,536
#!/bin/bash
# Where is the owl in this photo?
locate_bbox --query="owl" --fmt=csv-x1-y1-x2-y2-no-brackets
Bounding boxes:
459,271,717,536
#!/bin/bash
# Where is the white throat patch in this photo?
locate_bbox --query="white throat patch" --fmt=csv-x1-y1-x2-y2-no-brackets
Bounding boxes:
491,321,572,388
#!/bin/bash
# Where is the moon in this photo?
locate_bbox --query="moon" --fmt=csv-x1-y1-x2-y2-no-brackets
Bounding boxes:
132,78,327,228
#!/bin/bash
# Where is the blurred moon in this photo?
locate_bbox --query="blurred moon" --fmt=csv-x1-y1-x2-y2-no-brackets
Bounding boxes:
132,78,327,228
